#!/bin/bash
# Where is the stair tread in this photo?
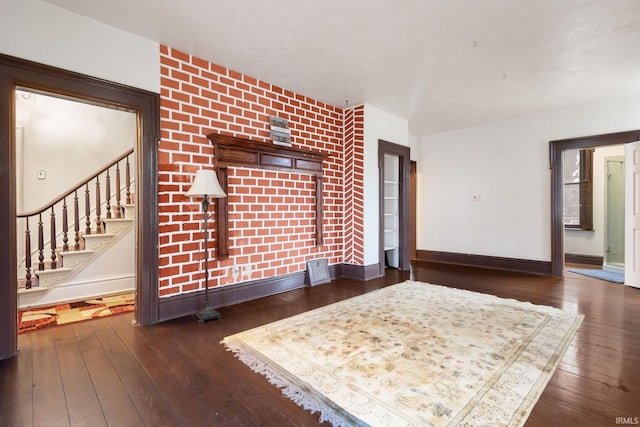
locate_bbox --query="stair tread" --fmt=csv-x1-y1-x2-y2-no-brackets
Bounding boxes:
83,232,116,238
18,286,49,295
35,267,72,275
59,249,95,256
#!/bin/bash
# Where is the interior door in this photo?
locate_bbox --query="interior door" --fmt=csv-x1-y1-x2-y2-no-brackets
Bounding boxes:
624,141,640,288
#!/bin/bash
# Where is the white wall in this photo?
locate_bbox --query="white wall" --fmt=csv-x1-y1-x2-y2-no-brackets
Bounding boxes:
418,96,640,262
565,145,625,257
3,0,151,303
0,0,159,93
16,91,136,212
362,104,409,266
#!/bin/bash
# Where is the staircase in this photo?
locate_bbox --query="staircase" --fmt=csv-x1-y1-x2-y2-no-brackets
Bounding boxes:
17,149,136,309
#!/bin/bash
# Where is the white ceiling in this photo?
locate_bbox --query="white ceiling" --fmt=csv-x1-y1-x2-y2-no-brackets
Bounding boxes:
43,0,640,136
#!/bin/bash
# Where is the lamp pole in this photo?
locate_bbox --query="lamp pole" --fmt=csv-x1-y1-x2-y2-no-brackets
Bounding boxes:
187,169,226,322
195,195,222,322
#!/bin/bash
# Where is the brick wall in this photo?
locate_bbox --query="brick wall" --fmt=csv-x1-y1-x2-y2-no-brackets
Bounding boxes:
158,45,344,297
342,106,365,265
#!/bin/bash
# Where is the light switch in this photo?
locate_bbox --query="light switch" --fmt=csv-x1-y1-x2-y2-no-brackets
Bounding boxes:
37,170,46,180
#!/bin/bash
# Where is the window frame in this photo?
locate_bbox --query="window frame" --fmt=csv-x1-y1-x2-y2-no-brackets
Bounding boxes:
563,148,593,230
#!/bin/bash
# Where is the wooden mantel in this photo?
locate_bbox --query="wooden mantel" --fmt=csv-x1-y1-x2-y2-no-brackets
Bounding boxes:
207,133,328,258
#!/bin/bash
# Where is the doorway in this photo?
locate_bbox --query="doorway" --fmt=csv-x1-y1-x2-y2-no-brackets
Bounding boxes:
0,54,160,360
378,139,410,275
550,130,640,277
15,87,137,308
604,156,625,273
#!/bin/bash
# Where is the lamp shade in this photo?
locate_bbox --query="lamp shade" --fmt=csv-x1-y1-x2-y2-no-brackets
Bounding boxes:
186,169,227,198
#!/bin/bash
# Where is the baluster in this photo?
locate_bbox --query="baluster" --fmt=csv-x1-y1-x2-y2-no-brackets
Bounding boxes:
50,207,57,269
62,197,69,252
85,183,91,235
95,176,103,233
38,213,44,270
115,161,122,217
105,168,112,219
125,155,132,204
74,190,80,250
25,217,32,289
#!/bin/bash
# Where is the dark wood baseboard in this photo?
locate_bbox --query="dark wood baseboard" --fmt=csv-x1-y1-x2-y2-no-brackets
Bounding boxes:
341,263,381,281
158,264,342,322
158,252,553,322
564,253,603,266
416,250,552,276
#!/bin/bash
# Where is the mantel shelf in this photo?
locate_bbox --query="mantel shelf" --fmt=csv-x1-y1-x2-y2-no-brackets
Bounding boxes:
207,133,328,258
209,134,327,175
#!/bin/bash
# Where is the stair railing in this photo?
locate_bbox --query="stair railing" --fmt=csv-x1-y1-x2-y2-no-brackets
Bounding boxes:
17,148,134,289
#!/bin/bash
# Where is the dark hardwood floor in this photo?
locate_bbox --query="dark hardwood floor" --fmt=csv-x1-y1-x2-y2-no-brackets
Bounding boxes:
1,261,639,426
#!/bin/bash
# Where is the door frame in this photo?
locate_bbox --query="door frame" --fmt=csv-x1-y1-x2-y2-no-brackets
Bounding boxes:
410,160,417,260
0,54,160,359
603,155,625,270
378,139,411,275
549,130,640,277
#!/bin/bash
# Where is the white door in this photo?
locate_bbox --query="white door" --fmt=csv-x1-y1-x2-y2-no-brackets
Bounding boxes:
624,141,640,288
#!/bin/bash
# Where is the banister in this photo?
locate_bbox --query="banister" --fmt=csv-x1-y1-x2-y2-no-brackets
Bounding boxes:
17,148,134,218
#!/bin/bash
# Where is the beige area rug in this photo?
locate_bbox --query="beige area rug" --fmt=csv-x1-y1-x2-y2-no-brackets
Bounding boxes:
222,280,583,427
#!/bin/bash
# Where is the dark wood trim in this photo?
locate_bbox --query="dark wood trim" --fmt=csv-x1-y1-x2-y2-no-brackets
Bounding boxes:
410,160,417,260
550,130,640,277
378,140,411,275
341,263,382,281
0,64,16,360
315,175,324,245
215,166,229,258
565,253,603,266
158,264,342,322
417,250,553,276
0,54,160,358
211,134,328,169
207,133,328,258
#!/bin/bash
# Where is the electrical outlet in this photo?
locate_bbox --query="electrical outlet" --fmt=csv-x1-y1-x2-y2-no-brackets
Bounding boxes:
243,263,253,277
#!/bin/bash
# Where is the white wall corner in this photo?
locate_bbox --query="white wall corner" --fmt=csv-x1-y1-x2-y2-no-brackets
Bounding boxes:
362,104,410,266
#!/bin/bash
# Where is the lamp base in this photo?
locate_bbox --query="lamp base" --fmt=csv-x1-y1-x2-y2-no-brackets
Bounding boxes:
195,304,222,323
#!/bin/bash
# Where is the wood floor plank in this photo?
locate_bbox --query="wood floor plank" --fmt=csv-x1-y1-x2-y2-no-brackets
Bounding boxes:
2,260,639,427
73,320,145,427
543,367,639,417
177,400,255,427
115,322,229,423
527,388,613,427
163,315,327,427
88,316,181,426
0,333,33,427
53,324,107,427
31,328,70,427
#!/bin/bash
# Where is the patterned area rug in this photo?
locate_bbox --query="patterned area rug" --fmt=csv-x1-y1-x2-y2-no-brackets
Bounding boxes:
18,292,135,334
222,280,583,427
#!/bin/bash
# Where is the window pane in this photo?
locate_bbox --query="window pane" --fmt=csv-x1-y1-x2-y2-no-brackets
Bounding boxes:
564,184,580,225
563,149,580,183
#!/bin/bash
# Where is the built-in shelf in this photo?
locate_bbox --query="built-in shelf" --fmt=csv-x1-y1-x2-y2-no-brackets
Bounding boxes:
207,133,329,258
383,155,400,268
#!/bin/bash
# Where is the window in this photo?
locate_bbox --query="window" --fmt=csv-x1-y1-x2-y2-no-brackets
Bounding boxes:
563,148,593,230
